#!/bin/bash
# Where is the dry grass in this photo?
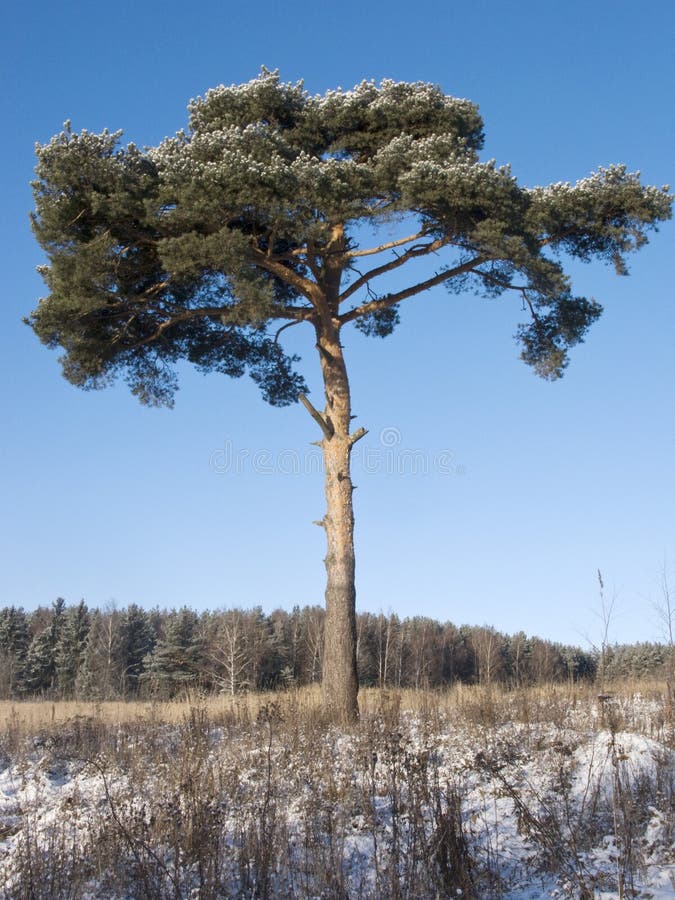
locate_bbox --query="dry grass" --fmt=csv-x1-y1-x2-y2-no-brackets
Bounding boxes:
0,677,669,737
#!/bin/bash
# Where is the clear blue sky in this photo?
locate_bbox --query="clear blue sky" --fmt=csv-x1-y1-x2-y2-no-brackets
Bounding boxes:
2,0,673,646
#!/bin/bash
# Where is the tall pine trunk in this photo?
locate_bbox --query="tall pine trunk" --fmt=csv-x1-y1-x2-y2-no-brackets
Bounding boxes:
315,318,359,722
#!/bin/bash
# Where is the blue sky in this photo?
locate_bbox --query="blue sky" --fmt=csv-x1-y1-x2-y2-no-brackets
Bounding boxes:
1,0,673,646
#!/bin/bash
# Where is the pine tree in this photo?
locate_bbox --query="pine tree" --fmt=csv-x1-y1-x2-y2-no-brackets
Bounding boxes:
28,72,672,720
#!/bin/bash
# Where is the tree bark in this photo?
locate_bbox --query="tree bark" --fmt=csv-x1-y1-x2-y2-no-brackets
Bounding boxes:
314,317,359,722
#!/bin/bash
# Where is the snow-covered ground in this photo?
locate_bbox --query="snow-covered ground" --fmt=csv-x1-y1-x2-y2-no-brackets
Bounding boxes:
0,692,672,898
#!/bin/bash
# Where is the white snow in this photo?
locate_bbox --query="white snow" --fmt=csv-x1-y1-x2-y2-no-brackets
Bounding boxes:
0,696,672,898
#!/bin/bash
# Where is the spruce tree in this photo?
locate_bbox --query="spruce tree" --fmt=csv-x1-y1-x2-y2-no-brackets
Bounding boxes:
23,598,67,695
23,629,56,695
28,72,672,720
118,603,156,696
0,607,30,697
55,600,90,697
143,608,203,697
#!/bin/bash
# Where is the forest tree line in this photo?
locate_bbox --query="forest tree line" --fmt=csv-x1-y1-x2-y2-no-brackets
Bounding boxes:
0,599,669,700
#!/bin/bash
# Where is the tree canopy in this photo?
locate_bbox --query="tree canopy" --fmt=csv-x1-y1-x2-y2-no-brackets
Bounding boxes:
28,70,671,404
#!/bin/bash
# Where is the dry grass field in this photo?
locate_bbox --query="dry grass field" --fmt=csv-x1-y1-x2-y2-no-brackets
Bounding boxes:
0,678,668,733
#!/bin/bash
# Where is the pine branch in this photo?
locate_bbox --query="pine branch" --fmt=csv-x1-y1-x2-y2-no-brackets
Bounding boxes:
345,230,429,259
125,307,232,347
251,249,324,306
340,254,485,324
274,317,310,343
339,236,452,304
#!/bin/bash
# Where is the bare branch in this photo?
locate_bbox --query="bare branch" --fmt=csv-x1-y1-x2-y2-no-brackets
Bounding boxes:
340,255,485,325
349,426,368,445
339,236,453,305
251,249,323,306
298,393,334,440
289,245,311,258
143,279,171,297
345,230,429,259
274,318,306,343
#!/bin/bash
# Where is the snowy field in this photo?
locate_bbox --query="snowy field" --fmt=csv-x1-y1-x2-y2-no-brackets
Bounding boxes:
0,687,672,898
